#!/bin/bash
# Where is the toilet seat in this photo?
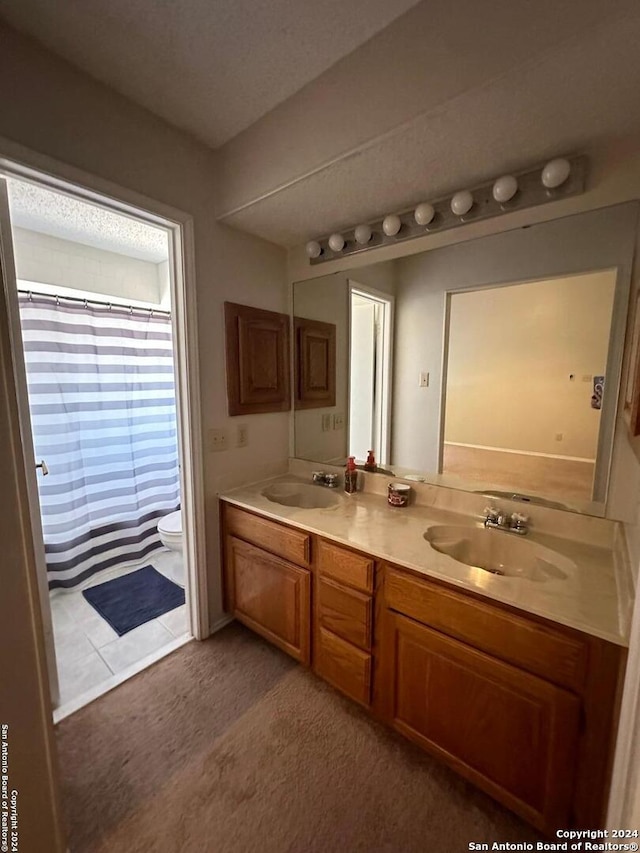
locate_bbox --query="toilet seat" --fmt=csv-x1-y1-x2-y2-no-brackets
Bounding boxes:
158,510,181,537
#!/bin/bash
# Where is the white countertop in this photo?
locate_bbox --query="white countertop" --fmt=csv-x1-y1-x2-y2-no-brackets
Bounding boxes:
219,475,629,647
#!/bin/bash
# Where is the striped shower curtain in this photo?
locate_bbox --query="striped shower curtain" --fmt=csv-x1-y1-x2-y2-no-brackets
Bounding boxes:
18,292,181,590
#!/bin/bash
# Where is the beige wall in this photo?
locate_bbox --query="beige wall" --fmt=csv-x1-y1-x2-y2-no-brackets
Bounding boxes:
13,226,165,305
0,22,288,632
389,204,637,512
445,272,616,459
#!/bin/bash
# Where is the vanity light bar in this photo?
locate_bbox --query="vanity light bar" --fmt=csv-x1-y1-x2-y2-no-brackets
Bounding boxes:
306,155,586,265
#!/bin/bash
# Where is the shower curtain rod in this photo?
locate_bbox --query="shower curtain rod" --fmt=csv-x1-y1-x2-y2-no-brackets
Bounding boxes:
18,287,171,316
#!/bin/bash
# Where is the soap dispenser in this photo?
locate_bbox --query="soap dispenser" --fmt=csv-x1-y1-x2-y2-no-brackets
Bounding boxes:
344,456,358,494
364,449,376,472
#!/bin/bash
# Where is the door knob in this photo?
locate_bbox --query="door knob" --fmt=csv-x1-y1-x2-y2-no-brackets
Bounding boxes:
35,460,49,476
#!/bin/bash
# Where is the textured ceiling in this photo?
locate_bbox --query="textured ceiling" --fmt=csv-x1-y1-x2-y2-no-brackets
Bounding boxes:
221,5,640,245
0,0,421,148
2,0,639,249
7,180,169,262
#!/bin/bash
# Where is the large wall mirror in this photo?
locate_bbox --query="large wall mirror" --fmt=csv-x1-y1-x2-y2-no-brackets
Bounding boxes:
292,202,639,517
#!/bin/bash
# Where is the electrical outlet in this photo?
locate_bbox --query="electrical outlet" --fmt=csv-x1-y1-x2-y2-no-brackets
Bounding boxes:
236,424,249,448
333,413,345,430
419,371,429,388
321,413,331,432
208,428,228,452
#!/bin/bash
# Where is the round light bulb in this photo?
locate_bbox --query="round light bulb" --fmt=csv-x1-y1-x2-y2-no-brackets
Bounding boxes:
414,203,435,226
382,214,401,237
450,190,473,216
541,158,571,189
305,240,322,259
328,233,345,253
354,224,372,245
492,175,518,203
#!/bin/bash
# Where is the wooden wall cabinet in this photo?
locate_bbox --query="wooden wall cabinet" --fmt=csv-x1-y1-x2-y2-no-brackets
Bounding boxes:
294,317,336,409
220,502,625,834
224,301,291,416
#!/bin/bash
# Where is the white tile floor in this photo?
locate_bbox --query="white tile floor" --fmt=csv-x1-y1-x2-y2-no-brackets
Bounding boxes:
50,549,189,709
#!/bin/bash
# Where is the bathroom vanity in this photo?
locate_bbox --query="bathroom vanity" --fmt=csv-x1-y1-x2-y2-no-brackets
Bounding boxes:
219,477,629,835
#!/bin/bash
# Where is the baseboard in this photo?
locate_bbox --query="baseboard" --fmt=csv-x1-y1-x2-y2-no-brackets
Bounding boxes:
209,614,234,635
444,441,594,464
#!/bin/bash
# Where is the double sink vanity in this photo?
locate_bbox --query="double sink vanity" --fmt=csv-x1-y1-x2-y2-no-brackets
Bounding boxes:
220,470,630,836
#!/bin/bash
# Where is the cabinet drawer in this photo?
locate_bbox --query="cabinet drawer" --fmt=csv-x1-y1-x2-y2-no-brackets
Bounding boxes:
318,577,372,650
225,504,310,567
315,627,372,707
226,536,311,664
385,567,588,692
317,539,374,593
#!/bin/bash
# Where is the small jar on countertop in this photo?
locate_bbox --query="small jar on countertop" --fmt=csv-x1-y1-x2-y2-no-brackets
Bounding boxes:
388,482,411,507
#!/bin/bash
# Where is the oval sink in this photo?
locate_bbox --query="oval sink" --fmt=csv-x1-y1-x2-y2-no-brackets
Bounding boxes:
424,525,573,582
261,482,341,509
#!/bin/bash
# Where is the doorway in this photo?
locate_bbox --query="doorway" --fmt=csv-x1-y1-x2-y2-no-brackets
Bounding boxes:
348,282,393,466
0,169,205,719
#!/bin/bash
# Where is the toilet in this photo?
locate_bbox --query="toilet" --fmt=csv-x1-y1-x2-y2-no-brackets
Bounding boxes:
157,510,184,586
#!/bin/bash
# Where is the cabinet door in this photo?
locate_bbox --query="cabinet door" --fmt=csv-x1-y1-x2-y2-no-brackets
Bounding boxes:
385,613,580,833
224,302,291,415
294,317,336,409
226,536,311,664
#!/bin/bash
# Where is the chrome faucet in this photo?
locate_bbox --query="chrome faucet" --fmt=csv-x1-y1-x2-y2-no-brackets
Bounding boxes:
484,506,529,536
312,471,340,488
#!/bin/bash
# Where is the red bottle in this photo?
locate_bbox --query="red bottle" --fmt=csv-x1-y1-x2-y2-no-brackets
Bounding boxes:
344,456,358,494
364,450,376,472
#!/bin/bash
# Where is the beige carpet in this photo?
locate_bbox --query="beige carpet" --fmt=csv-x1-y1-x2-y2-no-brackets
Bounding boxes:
57,623,539,852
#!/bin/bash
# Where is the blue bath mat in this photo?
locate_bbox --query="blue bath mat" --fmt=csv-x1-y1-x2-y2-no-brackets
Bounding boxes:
83,565,185,636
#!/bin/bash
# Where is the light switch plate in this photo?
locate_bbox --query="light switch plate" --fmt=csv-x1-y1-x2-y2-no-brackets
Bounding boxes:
236,424,249,448
208,428,228,451
333,413,345,430
321,414,332,432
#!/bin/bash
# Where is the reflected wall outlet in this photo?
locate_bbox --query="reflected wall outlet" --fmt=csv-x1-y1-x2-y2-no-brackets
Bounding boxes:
333,413,345,430
321,414,331,432
208,428,228,451
555,433,563,442
236,424,249,448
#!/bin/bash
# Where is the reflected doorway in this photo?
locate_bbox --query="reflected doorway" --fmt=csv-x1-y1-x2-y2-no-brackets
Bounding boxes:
349,283,393,465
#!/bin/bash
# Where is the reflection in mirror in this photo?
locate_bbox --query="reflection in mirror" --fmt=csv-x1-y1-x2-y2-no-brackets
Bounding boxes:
442,271,616,503
293,203,637,517
349,286,393,465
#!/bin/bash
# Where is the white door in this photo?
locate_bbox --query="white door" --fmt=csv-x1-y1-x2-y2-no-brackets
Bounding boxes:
349,297,376,461
0,180,66,853
0,178,60,706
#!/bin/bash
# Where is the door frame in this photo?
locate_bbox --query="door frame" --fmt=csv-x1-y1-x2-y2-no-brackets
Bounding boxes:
348,281,394,466
0,137,209,652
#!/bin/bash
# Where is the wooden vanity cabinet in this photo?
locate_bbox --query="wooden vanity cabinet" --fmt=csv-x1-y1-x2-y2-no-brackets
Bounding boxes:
376,564,626,834
314,539,376,706
222,505,311,664
220,503,625,834
379,609,580,832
